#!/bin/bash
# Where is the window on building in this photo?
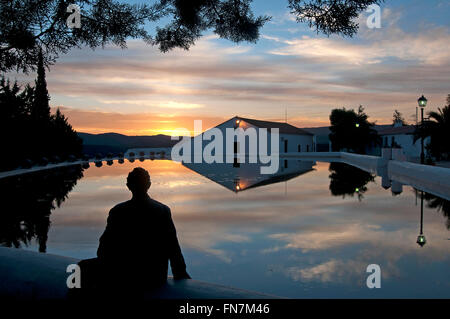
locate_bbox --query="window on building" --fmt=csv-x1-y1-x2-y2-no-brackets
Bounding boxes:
307,145,310,152
284,140,288,153
298,144,301,152
284,159,288,169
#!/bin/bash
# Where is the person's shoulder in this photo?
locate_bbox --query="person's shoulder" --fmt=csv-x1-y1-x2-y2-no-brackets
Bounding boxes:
110,200,133,213
149,198,171,214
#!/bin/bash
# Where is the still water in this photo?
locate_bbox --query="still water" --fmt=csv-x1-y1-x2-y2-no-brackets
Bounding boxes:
1,159,449,298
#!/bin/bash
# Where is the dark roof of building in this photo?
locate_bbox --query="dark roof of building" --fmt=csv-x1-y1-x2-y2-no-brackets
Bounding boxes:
239,117,313,136
377,125,416,135
243,169,315,192
303,124,406,137
303,126,331,136
373,124,396,132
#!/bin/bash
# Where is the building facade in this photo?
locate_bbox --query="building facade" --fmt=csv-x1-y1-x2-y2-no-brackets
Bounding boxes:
186,116,315,161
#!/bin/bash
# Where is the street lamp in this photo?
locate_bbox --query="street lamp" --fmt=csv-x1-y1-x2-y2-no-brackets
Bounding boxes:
417,95,427,164
418,95,427,108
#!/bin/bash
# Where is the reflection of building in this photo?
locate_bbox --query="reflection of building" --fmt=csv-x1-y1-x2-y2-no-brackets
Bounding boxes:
184,159,315,193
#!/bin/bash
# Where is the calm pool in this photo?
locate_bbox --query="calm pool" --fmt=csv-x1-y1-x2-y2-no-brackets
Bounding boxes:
1,159,449,298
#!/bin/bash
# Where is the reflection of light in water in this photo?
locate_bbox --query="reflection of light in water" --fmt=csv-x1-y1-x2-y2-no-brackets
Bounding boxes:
166,180,202,188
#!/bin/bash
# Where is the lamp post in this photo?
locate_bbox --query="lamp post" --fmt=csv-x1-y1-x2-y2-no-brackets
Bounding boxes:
418,95,427,164
417,191,426,247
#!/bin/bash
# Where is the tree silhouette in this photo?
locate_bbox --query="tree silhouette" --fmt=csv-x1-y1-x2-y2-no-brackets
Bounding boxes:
0,75,82,171
414,95,450,161
288,0,383,37
328,162,375,201
0,165,84,252
329,105,380,154
31,50,50,122
1,0,385,72
392,109,406,126
423,192,450,230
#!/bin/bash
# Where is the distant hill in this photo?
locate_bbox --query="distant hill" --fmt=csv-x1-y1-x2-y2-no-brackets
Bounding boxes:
78,132,180,156
79,124,395,156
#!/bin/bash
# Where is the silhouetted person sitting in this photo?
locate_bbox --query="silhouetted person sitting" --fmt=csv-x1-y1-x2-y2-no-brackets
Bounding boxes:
79,167,190,294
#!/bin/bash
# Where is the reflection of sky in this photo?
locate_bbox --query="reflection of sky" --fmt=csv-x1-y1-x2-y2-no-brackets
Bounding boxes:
29,160,450,298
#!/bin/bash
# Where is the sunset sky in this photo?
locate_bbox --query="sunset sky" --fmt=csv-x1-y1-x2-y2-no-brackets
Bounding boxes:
9,0,450,135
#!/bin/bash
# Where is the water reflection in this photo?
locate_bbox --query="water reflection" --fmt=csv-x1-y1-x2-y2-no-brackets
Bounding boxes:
328,162,375,200
184,159,315,193
417,191,427,247
1,159,449,298
0,165,84,252
423,191,450,230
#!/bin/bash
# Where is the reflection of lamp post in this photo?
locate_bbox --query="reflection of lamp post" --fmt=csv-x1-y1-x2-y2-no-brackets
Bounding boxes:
418,95,427,164
234,178,241,193
417,191,427,247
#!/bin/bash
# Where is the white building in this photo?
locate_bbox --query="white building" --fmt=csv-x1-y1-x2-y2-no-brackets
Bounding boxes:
234,117,314,153
377,121,430,162
191,116,314,157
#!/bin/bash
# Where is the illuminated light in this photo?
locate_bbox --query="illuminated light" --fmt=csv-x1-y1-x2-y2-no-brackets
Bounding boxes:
236,185,241,191
416,234,426,247
355,123,360,128
236,119,240,124
418,95,428,108
355,188,360,192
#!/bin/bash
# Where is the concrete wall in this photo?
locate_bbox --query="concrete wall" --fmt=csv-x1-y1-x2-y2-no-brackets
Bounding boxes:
341,152,384,174
388,160,450,200
0,247,278,299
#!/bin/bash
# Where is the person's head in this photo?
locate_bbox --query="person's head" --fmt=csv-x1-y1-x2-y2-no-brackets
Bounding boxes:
126,167,151,196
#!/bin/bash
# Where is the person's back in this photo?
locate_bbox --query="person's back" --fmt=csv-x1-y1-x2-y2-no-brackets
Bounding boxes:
94,167,190,290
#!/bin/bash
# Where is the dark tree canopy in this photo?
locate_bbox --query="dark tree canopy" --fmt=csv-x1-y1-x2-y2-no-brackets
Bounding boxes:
288,0,383,37
1,0,385,72
154,0,270,52
1,0,155,72
329,105,380,154
0,76,83,171
32,51,51,121
392,109,406,125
